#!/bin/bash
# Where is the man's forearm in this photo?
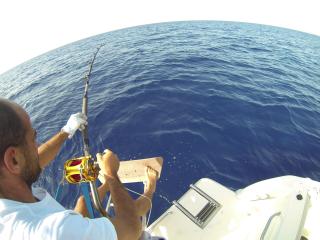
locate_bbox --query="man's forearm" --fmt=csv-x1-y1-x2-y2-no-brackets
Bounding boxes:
107,176,141,240
38,131,69,168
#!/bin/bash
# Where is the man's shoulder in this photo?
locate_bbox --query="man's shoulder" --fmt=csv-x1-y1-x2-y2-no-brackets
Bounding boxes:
52,214,117,240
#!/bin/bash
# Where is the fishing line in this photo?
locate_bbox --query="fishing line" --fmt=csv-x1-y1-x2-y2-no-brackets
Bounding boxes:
156,192,173,205
98,172,153,225
125,187,153,227
54,173,66,201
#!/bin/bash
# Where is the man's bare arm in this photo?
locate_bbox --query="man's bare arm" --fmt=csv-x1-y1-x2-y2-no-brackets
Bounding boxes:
38,131,68,168
106,175,142,240
101,150,142,240
38,112,87,168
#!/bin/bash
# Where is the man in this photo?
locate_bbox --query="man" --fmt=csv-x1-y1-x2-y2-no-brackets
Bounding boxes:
0,98,157,240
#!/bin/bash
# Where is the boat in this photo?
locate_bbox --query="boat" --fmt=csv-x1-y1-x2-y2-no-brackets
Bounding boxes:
145,175,320,240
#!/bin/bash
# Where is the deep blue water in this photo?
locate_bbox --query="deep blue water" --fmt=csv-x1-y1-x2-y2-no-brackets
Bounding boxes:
1,21,320,223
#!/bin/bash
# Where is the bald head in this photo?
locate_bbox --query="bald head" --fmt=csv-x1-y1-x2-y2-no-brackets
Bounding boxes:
0,98,27,164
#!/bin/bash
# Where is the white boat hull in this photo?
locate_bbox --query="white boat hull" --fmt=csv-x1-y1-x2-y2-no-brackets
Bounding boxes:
147,176,320,240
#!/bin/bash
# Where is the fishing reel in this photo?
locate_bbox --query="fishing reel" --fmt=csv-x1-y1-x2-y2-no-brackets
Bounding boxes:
64,156,100,184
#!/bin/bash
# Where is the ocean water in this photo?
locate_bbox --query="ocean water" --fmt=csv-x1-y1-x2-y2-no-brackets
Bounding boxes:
1,21,320,222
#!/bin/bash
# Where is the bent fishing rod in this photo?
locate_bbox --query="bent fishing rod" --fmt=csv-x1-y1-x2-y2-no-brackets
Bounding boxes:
81,44,106,217
63,44,106,217
82,44,104,156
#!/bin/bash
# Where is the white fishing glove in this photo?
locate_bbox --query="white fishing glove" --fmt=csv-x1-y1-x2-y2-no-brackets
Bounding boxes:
61,113,88,139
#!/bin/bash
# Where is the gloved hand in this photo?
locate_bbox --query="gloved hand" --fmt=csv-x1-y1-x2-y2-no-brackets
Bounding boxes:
61,113,88,139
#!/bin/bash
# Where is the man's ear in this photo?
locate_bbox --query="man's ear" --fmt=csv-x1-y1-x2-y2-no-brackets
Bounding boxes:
3,146,22,174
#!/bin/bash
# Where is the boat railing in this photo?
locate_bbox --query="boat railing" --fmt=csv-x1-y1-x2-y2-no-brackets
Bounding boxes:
260,189,309,240
260,212,281,240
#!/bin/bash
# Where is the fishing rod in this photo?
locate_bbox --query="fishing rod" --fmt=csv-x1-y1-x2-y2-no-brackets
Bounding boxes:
81,44,106,217
63,44,106,217
82,44,104,156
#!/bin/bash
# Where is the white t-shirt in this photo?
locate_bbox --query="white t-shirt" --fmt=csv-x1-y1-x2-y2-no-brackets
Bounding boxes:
0,187,117,240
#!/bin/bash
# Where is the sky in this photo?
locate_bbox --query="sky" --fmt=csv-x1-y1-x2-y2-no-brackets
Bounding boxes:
0,0,319,75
